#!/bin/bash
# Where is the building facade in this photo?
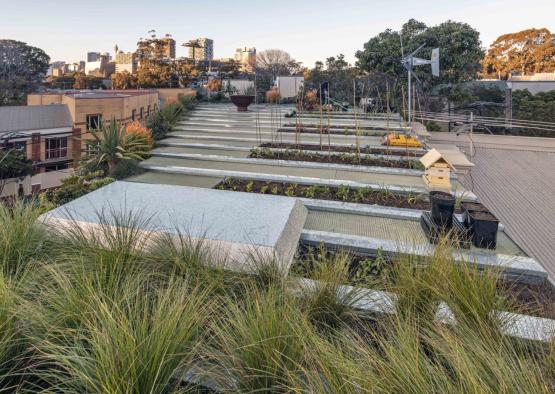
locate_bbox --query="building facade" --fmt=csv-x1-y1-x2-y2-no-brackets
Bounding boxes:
188,38,214,61
161,37,176,59
234,47,256,72
28,90,159,155
115,51,138,74
87,52,101,62
0,105,76,172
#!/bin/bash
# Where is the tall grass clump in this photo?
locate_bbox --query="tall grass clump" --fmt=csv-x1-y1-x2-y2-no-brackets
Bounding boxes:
0,200,45,278
0,274,28,391
298,248,365,329
203,285,310,392
30,275,213,393
0,200,553,392
46,206,156,295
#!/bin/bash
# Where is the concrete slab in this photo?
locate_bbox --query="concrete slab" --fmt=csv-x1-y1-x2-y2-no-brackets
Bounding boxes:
39,181,308,273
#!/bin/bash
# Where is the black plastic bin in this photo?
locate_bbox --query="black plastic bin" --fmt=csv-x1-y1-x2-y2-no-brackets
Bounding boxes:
461,202,489,227
430,191,456,229
469,211,499,249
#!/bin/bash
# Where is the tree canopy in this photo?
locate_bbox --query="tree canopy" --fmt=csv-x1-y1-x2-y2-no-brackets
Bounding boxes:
0,39,50,105
481,28,555,79
304,54,358,103
355,19,483,103
111,71,138,89
0,149,34,194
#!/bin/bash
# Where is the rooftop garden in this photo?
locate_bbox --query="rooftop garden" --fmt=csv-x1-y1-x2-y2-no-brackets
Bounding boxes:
0,201,553,392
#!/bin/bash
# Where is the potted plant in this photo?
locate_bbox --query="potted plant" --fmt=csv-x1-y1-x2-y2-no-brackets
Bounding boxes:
430,191,455,229
230,84,255,112
469,210,499,249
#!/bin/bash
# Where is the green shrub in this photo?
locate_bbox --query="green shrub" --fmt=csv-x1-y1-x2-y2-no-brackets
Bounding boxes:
146,111,172,141
108,159,145,180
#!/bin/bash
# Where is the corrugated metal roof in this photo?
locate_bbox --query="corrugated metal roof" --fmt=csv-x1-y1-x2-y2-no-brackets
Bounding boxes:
429,132,555,281
0,105,73,134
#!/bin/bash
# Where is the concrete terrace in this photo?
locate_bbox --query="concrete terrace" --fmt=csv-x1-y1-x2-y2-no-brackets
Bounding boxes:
127,103,545,282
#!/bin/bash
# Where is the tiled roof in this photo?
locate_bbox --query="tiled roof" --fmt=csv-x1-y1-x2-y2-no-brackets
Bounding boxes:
429,132,555,283
0,104,73,134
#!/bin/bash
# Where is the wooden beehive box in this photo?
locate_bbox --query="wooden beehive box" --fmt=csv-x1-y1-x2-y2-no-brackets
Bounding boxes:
420,149,456,191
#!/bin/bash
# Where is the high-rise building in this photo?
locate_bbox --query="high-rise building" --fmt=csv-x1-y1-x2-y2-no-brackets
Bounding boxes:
187,38,214,61
85,53,113,77
234,47,256,72
115,51,138,74
87,52,101,62
161,37,176,59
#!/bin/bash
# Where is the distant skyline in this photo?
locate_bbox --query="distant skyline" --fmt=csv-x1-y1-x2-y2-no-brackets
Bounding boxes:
2,0,554,67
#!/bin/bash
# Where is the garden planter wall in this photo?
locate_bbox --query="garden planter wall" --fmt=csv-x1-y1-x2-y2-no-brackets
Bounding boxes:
430,191,455,229
230,95,255,112
469,211,499,249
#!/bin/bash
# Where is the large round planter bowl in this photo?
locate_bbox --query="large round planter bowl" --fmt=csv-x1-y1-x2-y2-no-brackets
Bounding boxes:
430,191,455,229
230,95,255,112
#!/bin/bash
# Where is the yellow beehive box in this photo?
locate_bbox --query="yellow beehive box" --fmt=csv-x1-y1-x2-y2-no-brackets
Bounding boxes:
420,149,457,191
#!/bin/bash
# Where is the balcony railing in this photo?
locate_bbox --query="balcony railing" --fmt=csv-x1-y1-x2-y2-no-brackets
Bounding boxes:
45,148,68,160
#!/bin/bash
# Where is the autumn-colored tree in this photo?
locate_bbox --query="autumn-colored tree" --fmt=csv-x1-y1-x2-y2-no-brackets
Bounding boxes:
265,88,280,103
136,59,198,88
136,59,175,88
111,71,137,89
73,72,103,89
206,79,222,92
482,28,555,79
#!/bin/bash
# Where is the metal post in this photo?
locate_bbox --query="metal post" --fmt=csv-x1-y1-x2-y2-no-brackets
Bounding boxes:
407,64,412,129
469,111,474,157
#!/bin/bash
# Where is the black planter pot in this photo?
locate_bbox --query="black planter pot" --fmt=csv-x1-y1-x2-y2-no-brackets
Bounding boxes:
469,211,499,249
461,202,489,227
230,95,255,112
430,191,455,229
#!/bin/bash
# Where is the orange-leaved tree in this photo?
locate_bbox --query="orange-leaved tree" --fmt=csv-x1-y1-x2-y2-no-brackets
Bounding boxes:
481,28,555,79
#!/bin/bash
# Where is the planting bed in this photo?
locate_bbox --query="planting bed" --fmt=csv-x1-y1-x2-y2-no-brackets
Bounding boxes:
214,178,430,210
259,142,422,157
250,148,424,170
279,126,385,137
283,123,395,131
292,244,555,319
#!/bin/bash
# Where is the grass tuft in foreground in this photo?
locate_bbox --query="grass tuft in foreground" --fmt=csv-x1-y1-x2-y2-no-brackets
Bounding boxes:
0,200,552,393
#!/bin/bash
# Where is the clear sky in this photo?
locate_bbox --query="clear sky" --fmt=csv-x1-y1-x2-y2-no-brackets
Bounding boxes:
2,0,554,67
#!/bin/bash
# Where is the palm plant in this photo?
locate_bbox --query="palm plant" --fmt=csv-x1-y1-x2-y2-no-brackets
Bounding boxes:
85,119,151,172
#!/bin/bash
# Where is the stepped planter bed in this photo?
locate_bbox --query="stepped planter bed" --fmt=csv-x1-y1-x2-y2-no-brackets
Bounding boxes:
292,244,555,319
250,148,424,170
215,177,429,210
279,126,385,137
259,142,422,157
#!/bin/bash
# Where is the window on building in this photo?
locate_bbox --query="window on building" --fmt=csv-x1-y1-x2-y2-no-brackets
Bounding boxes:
44,162,70,172
154,104,158,112
5,141,27,152
132,109,136,121
86,114,103,131
139,107,144,120
45,137,68,160
147,105,151,115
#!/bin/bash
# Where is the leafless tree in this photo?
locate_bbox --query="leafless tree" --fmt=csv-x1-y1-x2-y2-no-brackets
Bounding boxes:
255,49,302,78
